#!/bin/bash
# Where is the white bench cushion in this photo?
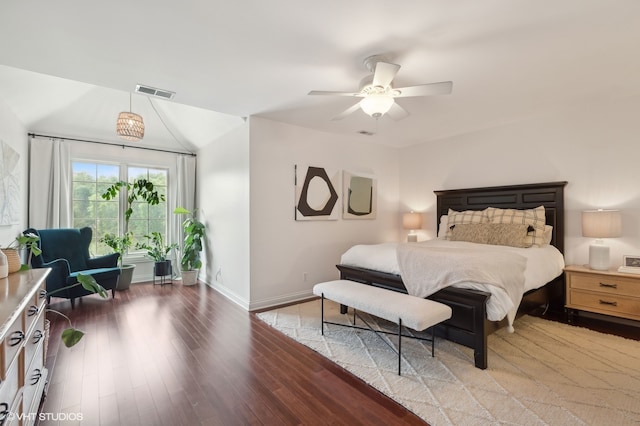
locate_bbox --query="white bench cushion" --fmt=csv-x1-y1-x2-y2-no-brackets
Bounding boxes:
313,280,452,331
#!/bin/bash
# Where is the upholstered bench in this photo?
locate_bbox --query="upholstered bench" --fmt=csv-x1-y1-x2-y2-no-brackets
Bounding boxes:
313,279,452,375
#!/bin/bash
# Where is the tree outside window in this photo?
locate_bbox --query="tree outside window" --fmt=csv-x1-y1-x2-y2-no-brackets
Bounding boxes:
72,162,168,256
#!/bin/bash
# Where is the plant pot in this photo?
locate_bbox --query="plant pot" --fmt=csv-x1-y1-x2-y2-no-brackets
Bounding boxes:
1,249,22,274
116,264,136,290
154,260,172,277
181,269,199,286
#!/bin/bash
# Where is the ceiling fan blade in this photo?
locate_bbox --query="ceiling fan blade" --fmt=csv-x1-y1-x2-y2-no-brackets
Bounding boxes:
331,102,361,121
308,90,362,97
386,102,409,121
372,62,400,88
393,81,453,98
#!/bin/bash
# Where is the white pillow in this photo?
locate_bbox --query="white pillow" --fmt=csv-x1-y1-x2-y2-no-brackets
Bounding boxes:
437,215,448,239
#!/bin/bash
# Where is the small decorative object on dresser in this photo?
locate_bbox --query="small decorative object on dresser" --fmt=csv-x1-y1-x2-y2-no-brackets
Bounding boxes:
618,254,640,274
564,265,640,322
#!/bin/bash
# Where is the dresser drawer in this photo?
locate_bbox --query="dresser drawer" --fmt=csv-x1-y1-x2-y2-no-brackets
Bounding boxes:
23,342,46,421
23,284,46,335
569,289,640,320
24,311,45,373
0,355,20,420
568,272,639,297
1,319,24,377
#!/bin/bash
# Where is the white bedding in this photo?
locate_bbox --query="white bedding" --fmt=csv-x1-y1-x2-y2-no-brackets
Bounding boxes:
340,239,565,326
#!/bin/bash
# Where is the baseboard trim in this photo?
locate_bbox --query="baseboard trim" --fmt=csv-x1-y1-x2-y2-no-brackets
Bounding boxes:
248,290,314,311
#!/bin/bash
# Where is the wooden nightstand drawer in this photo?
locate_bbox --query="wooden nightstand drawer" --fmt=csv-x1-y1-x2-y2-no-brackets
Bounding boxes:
569,289,640,320
565,265,640,322
568,272,638,297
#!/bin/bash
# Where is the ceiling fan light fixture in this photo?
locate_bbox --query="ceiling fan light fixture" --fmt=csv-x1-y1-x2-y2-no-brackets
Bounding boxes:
116,93,145,141
359,95,394,118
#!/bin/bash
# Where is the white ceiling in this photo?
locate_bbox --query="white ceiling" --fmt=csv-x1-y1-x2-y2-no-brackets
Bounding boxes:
0,0,639,151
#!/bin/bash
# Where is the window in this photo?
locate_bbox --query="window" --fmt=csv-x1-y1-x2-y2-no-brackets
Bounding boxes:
72,162,169,256
126,166,168,246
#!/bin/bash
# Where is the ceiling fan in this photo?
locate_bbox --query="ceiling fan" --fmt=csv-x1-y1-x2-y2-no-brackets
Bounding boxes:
308,54,452,121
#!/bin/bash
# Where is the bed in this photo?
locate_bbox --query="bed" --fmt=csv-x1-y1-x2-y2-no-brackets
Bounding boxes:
336,181,568,369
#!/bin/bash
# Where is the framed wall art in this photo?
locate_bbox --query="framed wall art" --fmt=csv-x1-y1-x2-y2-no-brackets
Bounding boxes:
294,164,340,221
0,140,20,225
342,171,376,220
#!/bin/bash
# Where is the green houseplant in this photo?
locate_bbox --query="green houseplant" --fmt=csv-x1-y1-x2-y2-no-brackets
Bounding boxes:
137,232,178,277
174,207,206,286
100,178,165,289
1,233,42,274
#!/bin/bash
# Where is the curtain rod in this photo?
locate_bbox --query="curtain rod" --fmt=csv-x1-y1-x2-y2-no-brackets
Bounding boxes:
28,133,197,157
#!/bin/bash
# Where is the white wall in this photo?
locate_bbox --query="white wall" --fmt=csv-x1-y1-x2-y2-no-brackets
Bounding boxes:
0,99,28,248
197,123,251,307
248,117,400,309
399,96,640,268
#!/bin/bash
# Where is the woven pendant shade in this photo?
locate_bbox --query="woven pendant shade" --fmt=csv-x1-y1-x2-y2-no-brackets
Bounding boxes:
116,111,145,141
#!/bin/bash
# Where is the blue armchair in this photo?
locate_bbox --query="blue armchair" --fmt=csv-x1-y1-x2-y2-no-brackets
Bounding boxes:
25,227,120,308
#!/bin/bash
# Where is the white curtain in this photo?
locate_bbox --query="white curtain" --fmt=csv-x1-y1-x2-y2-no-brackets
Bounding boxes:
28,136,72,229
170,154,197,272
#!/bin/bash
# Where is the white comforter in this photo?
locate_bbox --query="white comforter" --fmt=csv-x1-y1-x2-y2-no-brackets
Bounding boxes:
340,239,565,326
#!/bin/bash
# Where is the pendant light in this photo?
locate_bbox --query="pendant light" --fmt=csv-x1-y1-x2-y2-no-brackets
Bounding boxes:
116,93,145,141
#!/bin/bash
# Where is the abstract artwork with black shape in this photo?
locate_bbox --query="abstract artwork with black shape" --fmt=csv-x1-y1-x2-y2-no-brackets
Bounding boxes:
295,165,340,220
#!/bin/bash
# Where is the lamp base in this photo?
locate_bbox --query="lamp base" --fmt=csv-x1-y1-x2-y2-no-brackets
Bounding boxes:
589,243,610,270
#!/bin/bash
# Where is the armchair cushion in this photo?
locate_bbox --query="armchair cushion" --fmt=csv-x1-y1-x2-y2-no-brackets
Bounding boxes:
25,227,120,307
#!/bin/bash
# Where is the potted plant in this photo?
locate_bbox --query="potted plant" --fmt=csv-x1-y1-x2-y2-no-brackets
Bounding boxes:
100,231,135,290
101,178,165,289
137,232,178,278
174,207,206,286
1,233,42,274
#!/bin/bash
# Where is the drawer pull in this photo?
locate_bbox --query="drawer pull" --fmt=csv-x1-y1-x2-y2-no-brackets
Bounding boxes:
28,304,39,316
599,299,618,307
33,329,44,344
0,402,8,425
9,330,25,346
599,282,618,289
30,368,43,386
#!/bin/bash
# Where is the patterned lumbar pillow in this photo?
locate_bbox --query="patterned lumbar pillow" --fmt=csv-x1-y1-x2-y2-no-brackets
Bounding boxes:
485,206,546,246
444,208,489,240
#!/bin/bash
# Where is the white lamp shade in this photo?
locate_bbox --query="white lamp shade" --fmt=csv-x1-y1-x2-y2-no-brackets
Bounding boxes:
360,95,394,117
582,210,622,238
402,212,423,230
582,209,621,270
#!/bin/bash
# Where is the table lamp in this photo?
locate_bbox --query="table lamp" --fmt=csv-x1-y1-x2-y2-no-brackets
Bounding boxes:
403,212,423,242
582,209,621,270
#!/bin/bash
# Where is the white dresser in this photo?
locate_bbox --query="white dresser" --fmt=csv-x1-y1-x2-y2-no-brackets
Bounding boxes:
0,269,49,426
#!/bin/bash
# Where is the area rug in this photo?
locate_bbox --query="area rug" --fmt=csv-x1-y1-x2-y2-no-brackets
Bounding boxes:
257,299,640,426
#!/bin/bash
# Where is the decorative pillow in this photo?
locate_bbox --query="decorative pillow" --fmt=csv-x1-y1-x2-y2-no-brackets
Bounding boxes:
542,225,553,246
486,206,546,246
444,208,489,240
437,215,448,239
449,223,489,244
485,223,533,248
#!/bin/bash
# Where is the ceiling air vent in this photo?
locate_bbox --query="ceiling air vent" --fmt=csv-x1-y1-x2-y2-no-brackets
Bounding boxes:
135,84,175,100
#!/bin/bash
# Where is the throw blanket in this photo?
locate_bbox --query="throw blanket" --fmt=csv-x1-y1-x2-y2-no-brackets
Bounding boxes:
396,244,527,318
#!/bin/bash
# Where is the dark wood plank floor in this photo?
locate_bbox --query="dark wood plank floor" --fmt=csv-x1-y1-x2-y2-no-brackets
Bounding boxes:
40,283,428,426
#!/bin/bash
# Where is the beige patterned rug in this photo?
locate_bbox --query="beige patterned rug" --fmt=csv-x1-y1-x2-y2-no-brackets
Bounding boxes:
256,299,640,426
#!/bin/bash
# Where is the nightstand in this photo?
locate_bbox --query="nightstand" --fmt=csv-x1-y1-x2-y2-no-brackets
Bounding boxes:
564,265,640,322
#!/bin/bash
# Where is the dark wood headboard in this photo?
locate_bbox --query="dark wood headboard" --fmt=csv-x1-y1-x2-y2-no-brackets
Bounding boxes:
434,181,567,254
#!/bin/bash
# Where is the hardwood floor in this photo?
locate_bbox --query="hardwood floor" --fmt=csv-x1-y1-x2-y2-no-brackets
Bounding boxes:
40,283,427,426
